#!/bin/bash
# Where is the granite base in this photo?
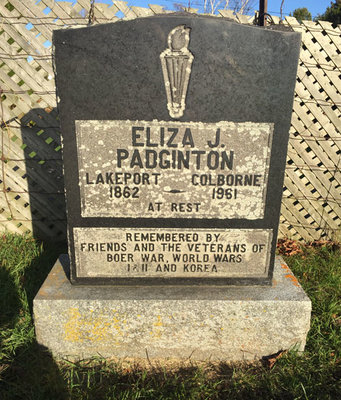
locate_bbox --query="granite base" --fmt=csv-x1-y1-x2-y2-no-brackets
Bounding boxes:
33,256,311,361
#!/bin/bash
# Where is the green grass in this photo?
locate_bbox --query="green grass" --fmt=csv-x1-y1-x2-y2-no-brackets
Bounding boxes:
0,234,340,399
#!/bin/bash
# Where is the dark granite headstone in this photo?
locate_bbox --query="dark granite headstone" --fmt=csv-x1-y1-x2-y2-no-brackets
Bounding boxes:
53,14,301,285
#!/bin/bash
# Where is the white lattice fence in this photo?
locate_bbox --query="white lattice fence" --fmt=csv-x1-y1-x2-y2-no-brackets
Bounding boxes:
0,0,340,241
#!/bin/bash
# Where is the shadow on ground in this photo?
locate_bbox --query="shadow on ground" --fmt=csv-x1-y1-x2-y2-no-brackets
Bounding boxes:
0,241,68,400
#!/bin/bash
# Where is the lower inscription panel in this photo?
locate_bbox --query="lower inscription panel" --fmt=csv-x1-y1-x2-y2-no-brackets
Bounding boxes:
74,228,272,279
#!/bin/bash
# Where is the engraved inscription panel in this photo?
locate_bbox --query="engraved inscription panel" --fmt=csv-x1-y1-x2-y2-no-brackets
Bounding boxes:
74,228,272,278
76,120,273,219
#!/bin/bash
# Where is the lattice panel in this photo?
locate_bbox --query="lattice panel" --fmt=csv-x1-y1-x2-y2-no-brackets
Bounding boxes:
0,0,340,241
279,17,341,241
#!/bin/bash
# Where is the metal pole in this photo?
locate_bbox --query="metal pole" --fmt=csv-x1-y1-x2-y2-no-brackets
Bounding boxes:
259,0,268,26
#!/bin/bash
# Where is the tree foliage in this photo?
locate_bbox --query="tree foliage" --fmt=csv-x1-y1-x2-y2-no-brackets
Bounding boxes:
290,7,312,23
174,1,257,15
203,0,257,15
316,0,341,26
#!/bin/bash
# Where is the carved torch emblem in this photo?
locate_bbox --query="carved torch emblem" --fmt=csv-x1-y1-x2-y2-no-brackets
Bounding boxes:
160,25,194,119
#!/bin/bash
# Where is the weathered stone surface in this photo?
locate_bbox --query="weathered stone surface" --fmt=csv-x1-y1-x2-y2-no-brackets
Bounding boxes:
74,227,272,278
76,120,273,219
34,256,311,361
53,14,302,285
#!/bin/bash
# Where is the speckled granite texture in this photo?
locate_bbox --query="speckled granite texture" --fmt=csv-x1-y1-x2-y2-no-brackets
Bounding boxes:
33,255,311,361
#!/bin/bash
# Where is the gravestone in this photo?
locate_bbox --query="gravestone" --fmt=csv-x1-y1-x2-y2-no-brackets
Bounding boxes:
34,13,311,360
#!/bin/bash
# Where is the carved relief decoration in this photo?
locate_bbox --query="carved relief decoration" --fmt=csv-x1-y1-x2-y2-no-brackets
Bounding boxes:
160,25,194,119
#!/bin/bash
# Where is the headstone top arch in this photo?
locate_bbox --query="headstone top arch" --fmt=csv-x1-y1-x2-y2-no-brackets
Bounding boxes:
53,13,301,285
